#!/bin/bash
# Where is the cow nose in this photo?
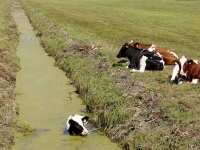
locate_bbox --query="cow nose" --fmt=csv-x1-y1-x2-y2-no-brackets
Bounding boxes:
82,130,89,136
179,71,184,75
83,131,88,135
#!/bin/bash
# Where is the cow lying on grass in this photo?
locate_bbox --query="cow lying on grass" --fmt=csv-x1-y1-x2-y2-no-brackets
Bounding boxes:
66,114,89,136
170,56,200,84
117,43,164,73
129,40,180,65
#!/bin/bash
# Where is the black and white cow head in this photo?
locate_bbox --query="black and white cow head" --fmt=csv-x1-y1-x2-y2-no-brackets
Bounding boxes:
116,43,129,58
66,114,89,136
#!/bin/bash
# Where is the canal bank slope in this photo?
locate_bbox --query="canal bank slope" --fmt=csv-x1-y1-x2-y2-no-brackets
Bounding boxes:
0,0,20,149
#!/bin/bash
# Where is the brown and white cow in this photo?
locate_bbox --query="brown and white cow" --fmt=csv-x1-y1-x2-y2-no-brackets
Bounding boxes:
170,56,200,84
129,40,180,65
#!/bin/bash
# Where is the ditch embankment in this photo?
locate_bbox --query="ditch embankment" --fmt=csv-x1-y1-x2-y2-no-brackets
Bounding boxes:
1,0,200,149
0,0,20,149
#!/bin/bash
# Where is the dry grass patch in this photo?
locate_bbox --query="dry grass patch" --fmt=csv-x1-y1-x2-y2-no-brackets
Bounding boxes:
0,0,20,149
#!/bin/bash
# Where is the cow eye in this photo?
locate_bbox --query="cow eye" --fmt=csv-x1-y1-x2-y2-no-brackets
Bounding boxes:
81,116,89,124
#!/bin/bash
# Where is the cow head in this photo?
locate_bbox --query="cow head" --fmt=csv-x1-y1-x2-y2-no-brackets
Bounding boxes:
178,59,200,83
66,114,89,136
179,56,188,76
170,56,187,84
117,43,129,58
170,56,197,84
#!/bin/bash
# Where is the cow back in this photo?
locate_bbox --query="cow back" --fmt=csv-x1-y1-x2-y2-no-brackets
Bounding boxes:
129,40,179,65
129,40,151,50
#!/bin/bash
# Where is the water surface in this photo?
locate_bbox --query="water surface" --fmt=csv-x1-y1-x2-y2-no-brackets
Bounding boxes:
12,1,120,149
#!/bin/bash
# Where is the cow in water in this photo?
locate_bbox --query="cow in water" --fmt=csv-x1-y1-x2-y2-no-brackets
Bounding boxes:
129,40,180,66
117,43,164,73
170,56,200,84
66,114,89,136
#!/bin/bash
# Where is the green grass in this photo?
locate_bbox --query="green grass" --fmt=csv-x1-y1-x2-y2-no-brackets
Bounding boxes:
18,0,200,149
21,0,200,53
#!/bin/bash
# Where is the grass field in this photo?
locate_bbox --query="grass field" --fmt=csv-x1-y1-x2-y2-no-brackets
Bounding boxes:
22,0,200,53
18,0,200,149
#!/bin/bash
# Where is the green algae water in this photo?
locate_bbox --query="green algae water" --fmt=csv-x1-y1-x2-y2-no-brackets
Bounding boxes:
12,1,120,149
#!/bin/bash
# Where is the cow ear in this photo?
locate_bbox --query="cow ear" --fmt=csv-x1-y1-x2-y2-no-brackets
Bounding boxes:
82,116,89,124
188,60,193,64
125,43,128,48
135,42,139,48
68,119,74,125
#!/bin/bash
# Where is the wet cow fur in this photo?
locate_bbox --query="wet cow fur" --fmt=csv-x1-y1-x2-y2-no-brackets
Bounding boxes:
66,114,89,136
170,56,200,84
129,40,180,66
117,43,164,73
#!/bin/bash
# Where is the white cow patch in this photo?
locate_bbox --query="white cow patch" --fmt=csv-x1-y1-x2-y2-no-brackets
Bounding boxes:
147,44,156,52
155,52,161,57
191,79,199,84
193,60,199,64
171,56,187,83
130,56,147,73
170,51,179,58
178,81,183,85
179,56,187,75
67,115,87,129
170,64,179,81
156,52,165,66
129,40,134,44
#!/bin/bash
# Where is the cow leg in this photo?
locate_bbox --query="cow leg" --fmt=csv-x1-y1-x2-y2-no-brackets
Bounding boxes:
130,69,143,73
129,59,138,69
130,56,147,73
186,74,192,83
126,65,130,69
191,79,198,84
189,73,199,84
170,64,179,83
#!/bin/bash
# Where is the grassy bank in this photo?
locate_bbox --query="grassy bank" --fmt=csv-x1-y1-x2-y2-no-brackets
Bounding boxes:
0,0,20,149
18,0,200,149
